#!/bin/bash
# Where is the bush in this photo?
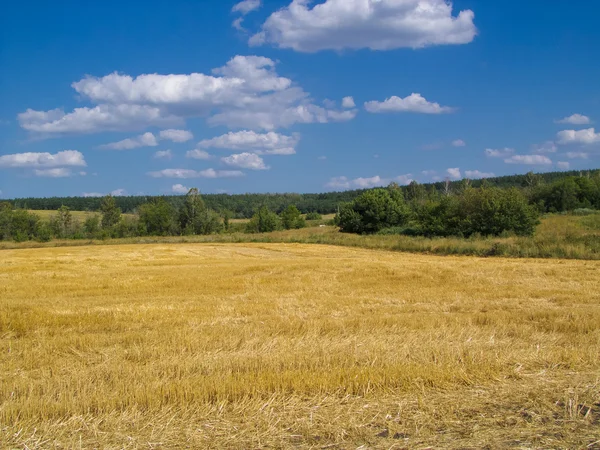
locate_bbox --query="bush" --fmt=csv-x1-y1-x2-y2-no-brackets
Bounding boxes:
280,205,306,230
246,206,281,233
337,187,411,234
305,212,322,220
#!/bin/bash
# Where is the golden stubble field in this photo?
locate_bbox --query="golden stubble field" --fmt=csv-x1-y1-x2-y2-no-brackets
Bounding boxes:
1,243,599,449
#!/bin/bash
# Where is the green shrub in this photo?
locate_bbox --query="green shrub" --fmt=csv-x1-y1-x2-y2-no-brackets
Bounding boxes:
246,206,281,233
305,212,322,220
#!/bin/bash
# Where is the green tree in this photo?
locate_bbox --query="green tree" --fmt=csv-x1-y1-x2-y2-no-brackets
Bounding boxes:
100,195,122,228
55,205,73,238
337,188,410,234
139,198,178,236
84,215,101,237
280,205,306,230
246,206,281,233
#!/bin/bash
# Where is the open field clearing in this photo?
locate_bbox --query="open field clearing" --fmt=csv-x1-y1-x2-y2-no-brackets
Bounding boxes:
1,243,600,448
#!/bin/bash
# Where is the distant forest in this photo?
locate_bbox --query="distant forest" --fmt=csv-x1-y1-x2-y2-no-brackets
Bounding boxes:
4,169,600,218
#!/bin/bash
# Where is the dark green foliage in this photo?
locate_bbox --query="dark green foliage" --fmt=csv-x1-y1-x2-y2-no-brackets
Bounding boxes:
84,215,101,237
246,206,281,233
139,198,178,236
100,195,122,229
416,187,539,237
179,188,222,235
337,187,410,234
280,205,306,230
305,212,322,220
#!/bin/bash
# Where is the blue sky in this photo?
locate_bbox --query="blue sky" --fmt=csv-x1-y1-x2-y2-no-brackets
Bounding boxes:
1,0,599,198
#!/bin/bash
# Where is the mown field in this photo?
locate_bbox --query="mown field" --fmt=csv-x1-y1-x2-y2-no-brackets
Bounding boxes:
1,243,599,448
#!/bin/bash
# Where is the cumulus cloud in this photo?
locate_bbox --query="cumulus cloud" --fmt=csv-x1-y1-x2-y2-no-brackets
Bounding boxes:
19,56,356,135
172,184,190,194
250,0,477,52
0,150,86,168
199,130,299,155
465,170,495,179
83,188,126,197
186,149,212,160
446,168,461,179
451,139,466,147
565,152,589,159
232,0,262,15
557,128,600,145
531,141,557,154
148,168,244,179
100,132,158,150
504,154,552,165
485,148,514,158
342,96,356,108
159,129,193,142
365,94,454,114
154,149,173,159
221,152,269,170
557,161,570,170
34,168,75,178
325,173,411,190
18,105,180,135
555,114,591,125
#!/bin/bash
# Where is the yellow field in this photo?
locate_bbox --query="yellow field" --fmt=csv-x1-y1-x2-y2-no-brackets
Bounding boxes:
28,210,135,221
1,244,599,448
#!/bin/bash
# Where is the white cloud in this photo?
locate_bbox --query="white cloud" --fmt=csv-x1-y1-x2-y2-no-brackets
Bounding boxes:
34,168,75,178
353,176,386,189
186,149,212,160
421,170,437,176
199,130,299,155
365,94,454,114
446,168,461,179
504,154,552,165
557,161,570,170
325,173,411,190
20,56,355,135
0,150,86,168
232,0,262,15
565,152,589,159
18,105,180,135
250,0,477,52
159,129,193,142
485,148,514,158
531,141,557,154
232,17,246,31
342,96,356,109
465,170,495,179
451,139,466,147
172,184,190,194
557,128,600,145
221,152,269,170
555,114,591,125
395,174,414,185
148,168,245,179
82,188,126,197
100,132,158,150
154,149,173,159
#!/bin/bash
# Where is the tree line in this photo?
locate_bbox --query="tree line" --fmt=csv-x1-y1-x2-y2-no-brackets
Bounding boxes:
2,170,600,242
0,189,313,243
336,171,600,237
5,169,599,217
